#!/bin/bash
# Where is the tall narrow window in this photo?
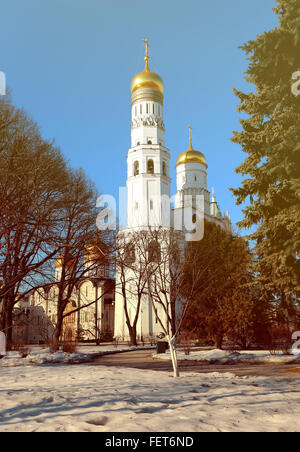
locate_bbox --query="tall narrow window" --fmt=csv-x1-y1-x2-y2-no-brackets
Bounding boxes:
146,104,149,114
126,243,135,265
162,161,166,176
140,104,142,114
148,241,161,263
153,104,155,114
135,106,137,116
147,159,154,174
150,200,153,210
134,161,139,176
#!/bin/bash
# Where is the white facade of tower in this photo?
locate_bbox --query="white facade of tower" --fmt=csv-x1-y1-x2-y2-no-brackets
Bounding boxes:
127,90,171,229
175,160,211,216
114,54,172,341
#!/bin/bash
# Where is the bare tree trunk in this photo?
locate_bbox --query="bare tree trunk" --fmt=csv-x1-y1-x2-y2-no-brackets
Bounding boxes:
170,296,177,336
167,335,179,378
6,307,13,350
54,308,64,343
0,296,7,332
216,334,223,350
127,323,137,346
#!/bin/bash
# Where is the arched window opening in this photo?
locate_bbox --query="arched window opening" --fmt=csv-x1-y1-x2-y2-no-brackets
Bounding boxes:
136,141,140,146
162,161,167,176
147,159,154,174
134,161,139,176
192,213,197,224
148,140,152,145
172,243,180,266
148,241,161,263
126,243,135,265
195,175,197,181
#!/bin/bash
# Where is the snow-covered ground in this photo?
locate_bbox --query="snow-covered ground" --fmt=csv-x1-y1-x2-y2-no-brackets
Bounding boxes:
154,348,300,364
0,364,300,432
0,344,154,367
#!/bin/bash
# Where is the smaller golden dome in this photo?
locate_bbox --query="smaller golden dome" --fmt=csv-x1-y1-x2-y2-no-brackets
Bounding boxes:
55,254,76,269
176,127,207,167
176,149,207,167
85,242,108,263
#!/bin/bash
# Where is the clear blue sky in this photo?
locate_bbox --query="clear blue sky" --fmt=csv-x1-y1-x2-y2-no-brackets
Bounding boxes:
0,0,278,232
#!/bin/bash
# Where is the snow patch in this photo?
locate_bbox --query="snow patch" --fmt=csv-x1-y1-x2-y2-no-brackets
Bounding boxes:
0,345,154,367
153,349,300,364
0,364,300,432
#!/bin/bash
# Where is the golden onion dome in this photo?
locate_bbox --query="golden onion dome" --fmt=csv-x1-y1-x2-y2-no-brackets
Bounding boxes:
176,127,207,167
176,149,207,166
131,40,164,94
55,254,76,269
131,62,164,94
85,245,102,263
85,242,108,263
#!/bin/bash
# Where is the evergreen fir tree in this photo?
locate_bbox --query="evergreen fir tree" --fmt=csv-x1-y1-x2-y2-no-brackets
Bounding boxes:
232,0,300,306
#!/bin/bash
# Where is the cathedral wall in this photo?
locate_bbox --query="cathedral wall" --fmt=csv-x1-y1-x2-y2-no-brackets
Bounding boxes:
14,277,114,344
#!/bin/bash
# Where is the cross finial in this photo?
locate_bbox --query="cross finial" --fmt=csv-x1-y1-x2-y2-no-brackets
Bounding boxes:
142,39,150,72
143,39,150,58
188,125,193,149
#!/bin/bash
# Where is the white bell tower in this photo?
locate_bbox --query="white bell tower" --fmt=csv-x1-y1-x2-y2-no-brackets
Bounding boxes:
126,40,171,229
114,41,171,341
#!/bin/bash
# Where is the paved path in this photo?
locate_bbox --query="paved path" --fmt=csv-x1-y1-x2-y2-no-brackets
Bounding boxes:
87,349,300,378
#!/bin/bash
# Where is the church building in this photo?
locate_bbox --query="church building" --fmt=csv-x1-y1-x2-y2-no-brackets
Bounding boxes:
114,41,232,341
11,42,231,345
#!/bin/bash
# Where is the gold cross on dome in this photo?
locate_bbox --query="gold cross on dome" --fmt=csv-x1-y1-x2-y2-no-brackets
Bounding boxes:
143,39,150,59
188,125,193,149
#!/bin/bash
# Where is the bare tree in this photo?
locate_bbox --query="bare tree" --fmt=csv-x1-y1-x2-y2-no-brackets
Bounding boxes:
115,226,207,377
0,96,69,347
181,221,255,350
139,228,186,377
51,168,110,343
0,96,113,348
127,225,241,378
115,230,151,346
